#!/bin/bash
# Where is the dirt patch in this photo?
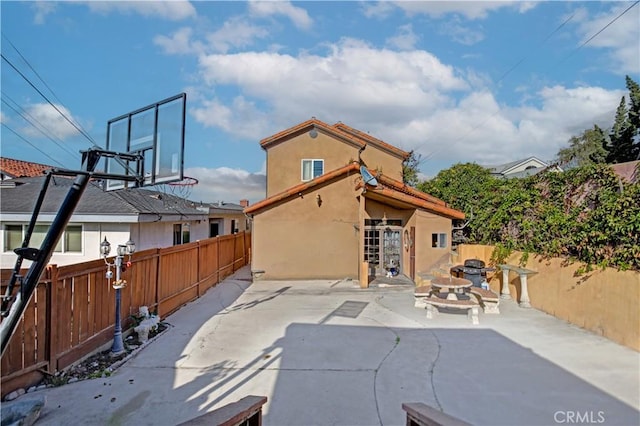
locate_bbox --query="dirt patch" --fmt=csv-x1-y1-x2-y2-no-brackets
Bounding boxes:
40,322,168,388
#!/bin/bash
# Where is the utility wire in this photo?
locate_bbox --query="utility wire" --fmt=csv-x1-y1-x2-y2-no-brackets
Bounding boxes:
1,33,68,113
1,41,137,176
2,94,80,162
1,53,98,146
556,1,639,68
1,123,66,168
419,2,638,168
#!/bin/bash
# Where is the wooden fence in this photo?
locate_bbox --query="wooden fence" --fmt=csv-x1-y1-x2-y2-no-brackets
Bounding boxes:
0,232,251,398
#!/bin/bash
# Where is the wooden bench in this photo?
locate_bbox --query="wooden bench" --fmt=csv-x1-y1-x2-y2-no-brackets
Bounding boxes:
423,296,479,325
414,285,432,308
498,264,538,308
402,402,471,426
469,287,500,314
177,395,267,426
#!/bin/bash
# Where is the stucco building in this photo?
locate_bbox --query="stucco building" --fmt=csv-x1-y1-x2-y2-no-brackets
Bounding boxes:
244,118,464,284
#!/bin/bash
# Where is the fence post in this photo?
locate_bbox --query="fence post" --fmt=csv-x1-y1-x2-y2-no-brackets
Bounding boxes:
196,241,202,298
46,264,58,372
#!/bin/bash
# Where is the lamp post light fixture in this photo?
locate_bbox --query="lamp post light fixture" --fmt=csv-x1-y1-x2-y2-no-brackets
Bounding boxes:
101,236,135,355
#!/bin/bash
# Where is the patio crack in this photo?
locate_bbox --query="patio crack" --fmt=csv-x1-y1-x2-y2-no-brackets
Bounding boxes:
427,330,444,412
365,316,401,426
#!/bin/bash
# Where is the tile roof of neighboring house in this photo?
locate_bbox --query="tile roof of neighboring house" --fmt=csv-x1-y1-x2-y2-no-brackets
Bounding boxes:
204,201,247,215
485,156,556,178
0,157,52,179
259,118,410,160
244,162,464,220
611,160,639,183
0,176,206,220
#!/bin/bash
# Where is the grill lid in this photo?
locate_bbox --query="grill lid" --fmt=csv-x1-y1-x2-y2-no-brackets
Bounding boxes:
464,258,486,269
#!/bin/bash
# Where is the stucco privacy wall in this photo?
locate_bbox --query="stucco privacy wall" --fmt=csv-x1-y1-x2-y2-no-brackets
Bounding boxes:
265,131,357,196
456,244,640,351
251,177,360,279
414,210,453,272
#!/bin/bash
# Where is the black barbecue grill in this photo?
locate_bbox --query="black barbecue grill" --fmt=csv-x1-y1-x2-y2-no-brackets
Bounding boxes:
450,259,495,287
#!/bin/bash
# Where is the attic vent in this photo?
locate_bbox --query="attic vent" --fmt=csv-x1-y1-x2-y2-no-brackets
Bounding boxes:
0,181,18,188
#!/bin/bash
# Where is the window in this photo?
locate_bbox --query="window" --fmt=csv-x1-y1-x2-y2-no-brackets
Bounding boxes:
301,159,324,181
231,219,237,234
209,221,219,238
432,233,447,248
173,223,190,245
3,224,82,253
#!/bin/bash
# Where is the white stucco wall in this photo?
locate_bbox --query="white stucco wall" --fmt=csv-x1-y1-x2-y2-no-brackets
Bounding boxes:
1,219,209,268
0,222,132,269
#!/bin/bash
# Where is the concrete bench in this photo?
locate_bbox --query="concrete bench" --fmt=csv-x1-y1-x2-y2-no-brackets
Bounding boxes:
414,285,432,308
469,287,500,314
423,296,479,325
498,264,538,308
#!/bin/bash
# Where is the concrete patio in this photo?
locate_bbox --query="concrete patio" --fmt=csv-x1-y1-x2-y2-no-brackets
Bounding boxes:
30,266,639,425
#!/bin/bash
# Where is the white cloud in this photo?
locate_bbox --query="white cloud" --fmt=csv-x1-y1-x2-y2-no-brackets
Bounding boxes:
21,103,83,140
185,166,266,204
439,17,484,45
31,1,57,24
574,3,640,74
154,27,204,55
393,1,536,20
195,38,467,135
84,0,196,21
206,17,269,53
386,24,419,51
248,0,312,30
0,111,8,124
361,1,396,19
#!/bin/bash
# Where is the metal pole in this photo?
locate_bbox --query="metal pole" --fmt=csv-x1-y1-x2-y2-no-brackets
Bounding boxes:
112,255,125,355
1,172,93,356
1,149,102,357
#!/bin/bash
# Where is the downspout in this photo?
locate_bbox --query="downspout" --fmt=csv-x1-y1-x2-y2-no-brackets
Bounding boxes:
358,188,367,288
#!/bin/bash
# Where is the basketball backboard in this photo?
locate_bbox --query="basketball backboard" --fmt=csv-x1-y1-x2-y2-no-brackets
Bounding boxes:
105,93,186,191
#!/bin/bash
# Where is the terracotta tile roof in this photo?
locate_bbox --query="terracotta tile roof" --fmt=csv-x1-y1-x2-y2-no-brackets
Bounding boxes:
244,162,360,215
0,157,52,178
333,122,410,160
361,184,465,220
375,173,447,206
259,118,410,161
244,161,464,220
260,118,367,150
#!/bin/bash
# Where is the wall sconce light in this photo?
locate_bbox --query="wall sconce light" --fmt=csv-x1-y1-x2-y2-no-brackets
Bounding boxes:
316,194,322,207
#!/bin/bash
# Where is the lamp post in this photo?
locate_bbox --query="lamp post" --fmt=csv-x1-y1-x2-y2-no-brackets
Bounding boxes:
101,237,135,355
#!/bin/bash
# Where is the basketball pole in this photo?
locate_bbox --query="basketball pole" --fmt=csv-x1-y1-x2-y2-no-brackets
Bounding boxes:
2,149,101,356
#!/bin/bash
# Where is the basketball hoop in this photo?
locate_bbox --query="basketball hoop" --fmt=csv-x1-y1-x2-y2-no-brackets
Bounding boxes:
166,176,198,199
168,176,199,187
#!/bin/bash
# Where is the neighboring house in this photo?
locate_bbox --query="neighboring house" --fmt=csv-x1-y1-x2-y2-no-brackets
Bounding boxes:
485,156,561,178
1,157,51,180
611,160,639,183
200,200,251,237
1,175,209,268
244,118,465,282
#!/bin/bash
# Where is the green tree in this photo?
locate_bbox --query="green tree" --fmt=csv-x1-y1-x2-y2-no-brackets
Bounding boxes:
603,76,640,163
402,150,422,187
418,162,498,221
556,125,607,167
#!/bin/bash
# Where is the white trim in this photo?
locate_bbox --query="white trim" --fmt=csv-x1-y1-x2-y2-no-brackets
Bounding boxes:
301,159,324,181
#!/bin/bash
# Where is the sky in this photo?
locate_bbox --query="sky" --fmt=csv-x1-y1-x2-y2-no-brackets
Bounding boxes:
1,1,639,204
